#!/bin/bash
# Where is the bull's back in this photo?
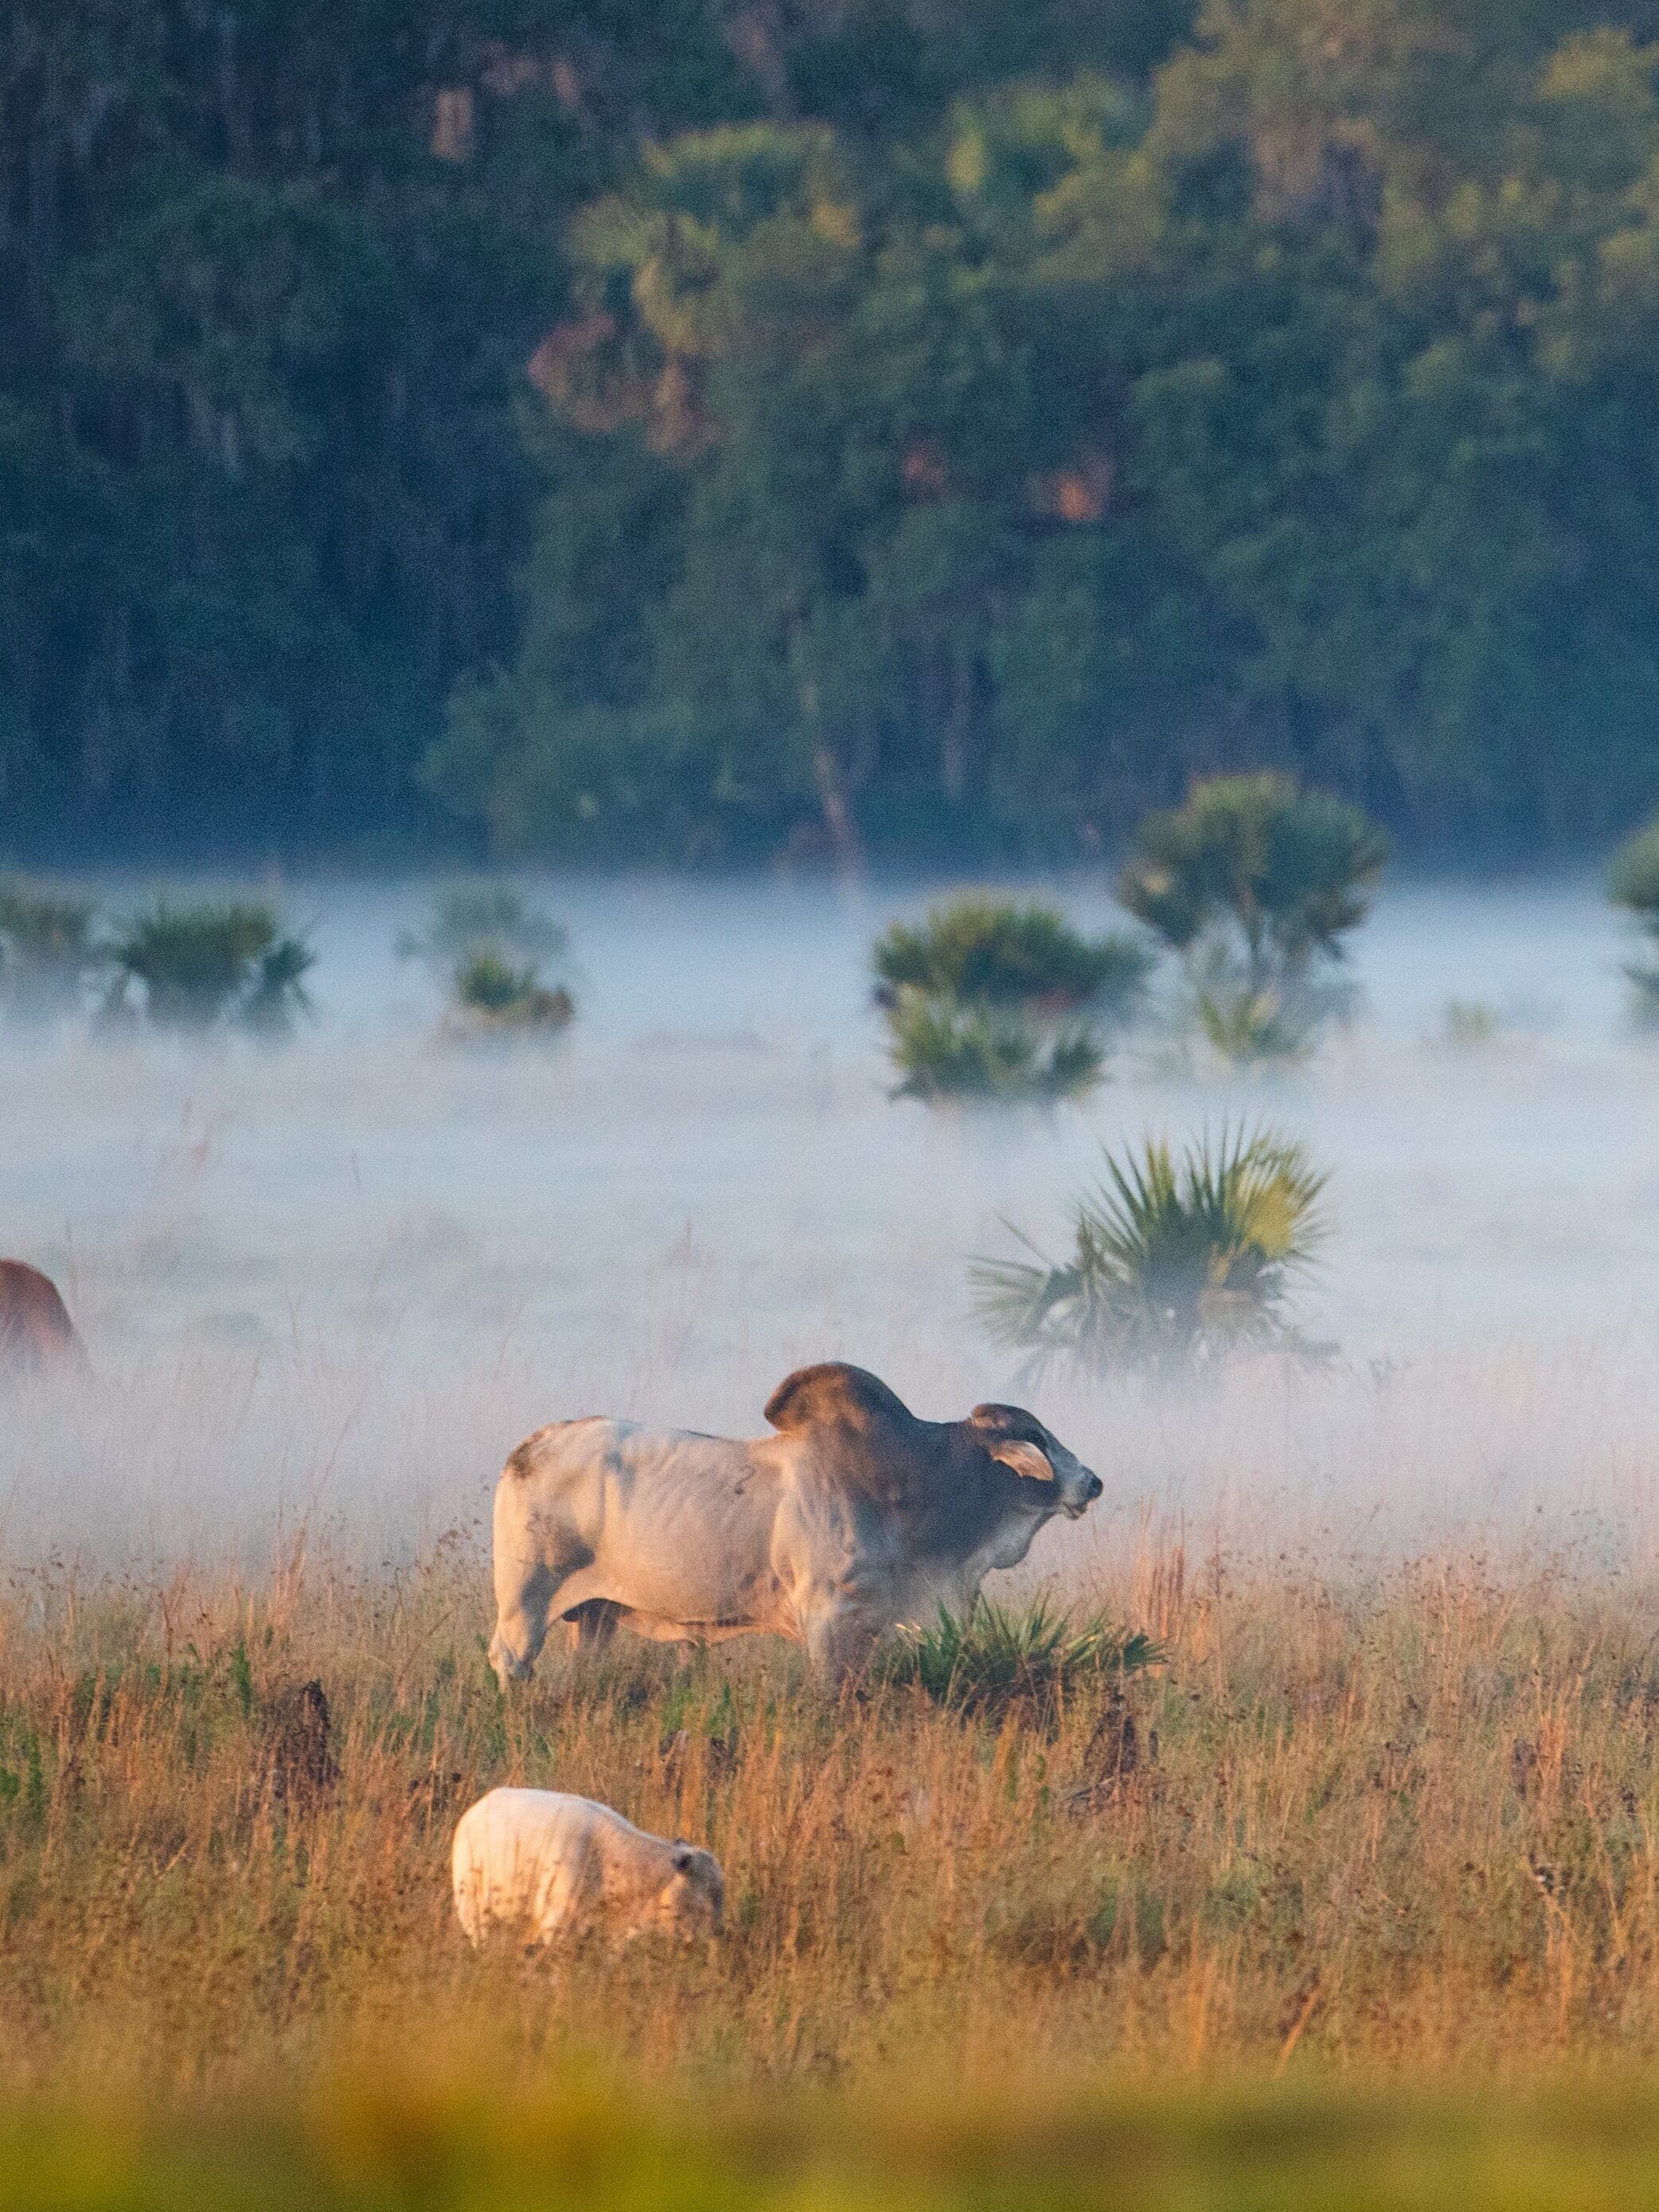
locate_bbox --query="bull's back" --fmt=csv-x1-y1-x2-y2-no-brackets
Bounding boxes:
501,1417,781,1624
0,1261,82,1373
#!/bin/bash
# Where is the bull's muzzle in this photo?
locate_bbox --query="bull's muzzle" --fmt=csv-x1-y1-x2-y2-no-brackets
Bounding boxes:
1064,1471,1105,1518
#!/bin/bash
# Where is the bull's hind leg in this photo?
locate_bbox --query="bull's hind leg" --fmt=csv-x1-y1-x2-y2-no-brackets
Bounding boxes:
562,1599,623,1654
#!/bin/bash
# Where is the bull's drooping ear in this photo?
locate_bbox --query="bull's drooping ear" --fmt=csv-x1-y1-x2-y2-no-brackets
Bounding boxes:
990,1438,1056,1483
764,1362,914,1433
672,1843,696,1873
969,1405,1056,1483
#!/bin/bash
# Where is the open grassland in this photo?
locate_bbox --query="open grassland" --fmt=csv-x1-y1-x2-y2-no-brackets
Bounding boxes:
7,882,1659,2199
9,1539,1659,2115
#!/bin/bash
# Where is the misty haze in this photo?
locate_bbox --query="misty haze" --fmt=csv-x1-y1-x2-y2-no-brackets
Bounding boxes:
6,873,1653,1572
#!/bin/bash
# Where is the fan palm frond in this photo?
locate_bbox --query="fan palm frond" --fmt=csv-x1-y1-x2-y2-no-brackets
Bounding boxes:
972,1124,1328,1375
881,1596,1161,1715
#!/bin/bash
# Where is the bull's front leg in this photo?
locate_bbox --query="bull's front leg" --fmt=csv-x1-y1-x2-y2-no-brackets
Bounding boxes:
489,1557,556,1687
798,1589,885,1686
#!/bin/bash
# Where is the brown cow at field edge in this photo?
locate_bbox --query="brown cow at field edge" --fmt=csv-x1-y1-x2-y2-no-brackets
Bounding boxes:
0,1260,85,1374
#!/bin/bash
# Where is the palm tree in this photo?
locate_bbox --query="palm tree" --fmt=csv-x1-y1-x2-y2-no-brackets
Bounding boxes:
1118,775,1387,1062
972,1125,1328,1374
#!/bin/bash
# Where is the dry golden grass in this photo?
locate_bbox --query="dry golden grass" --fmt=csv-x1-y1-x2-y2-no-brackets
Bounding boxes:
7,1528,1659,2113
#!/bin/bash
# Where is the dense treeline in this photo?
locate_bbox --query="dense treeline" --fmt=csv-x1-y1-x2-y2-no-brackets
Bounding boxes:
6,2,1659,862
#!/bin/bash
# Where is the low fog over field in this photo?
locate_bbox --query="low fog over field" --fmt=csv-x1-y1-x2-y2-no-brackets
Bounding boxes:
5,876,1658,1577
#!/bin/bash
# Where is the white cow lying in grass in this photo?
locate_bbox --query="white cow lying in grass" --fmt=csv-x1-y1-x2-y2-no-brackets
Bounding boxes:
451,1788,724,1952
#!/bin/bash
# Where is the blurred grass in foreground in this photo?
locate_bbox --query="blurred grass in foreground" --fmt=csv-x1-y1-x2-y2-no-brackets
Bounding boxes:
9,2078,1659,2212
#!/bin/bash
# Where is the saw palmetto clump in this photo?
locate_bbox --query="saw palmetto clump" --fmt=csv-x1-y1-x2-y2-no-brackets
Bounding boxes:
403,882,576,1042
1609,815,1659,1022
876,897,1151,1104
0,877,101,1023
973,1125,1329,1374
103,899,314,1037
882,1596,1161,1718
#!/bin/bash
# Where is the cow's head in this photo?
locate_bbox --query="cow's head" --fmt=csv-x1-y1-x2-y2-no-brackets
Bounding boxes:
966,1402,1103,1520
650,1842,725,1945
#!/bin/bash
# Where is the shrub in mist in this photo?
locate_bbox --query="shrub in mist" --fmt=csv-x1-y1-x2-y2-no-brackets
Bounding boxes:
0,877,101,1023
972,1124,1328,1375
1609,815,1659,1018
875,897,1144,1103
882,1596,1160,1718
1187,963,1318,1066
1118,773,1386,1065
447,948,575,1038
873,900,1153,1022
1437,999,1503,1050
103,898,314,1036
887,994,1103,1103
398,881,568,972
402,881,576,1041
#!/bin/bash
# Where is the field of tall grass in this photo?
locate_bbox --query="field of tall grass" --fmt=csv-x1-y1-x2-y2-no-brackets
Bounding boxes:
14,1523,1659,2088
7,877,1659,2201
10,1529,1659,2202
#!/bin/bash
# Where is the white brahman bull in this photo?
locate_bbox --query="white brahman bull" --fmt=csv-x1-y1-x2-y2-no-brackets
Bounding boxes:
487,1361,1103,1685
451,1788,724,1950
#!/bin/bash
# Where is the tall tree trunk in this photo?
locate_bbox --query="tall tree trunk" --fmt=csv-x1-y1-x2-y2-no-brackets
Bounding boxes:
939,631,972,803
801,675,864,877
